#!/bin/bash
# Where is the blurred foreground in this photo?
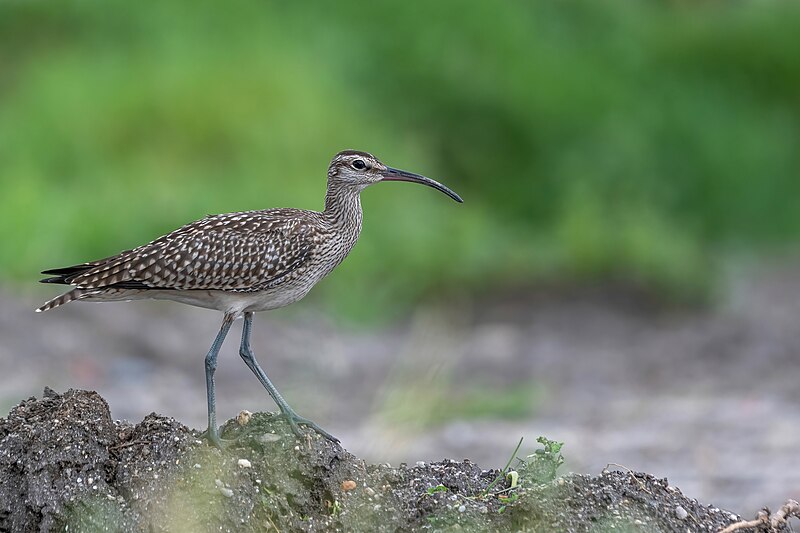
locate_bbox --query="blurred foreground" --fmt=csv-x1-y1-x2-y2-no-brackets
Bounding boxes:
4,258,799,516
6,389,787,532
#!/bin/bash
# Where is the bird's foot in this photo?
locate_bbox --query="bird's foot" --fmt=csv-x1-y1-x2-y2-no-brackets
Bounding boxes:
278,410,339,443
201,426,230,449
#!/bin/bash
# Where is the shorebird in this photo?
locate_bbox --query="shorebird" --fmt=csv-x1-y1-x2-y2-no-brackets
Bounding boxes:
36,150,462,447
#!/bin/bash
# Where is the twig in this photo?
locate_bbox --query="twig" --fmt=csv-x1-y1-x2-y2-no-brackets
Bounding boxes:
265,512,281,533
480,437,523,498
771,499,799,529
718,510,768,533
604,463,652,496
719,499,799,533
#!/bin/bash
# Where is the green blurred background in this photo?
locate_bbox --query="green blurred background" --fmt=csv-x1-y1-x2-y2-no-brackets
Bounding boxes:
2,0,800,320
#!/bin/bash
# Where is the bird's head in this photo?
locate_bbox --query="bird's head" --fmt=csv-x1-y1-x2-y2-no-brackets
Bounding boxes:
327,150,463,203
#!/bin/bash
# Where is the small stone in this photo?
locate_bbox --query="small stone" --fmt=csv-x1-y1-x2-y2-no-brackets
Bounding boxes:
236,410,252,426
238,459,252,469
416,461,426,468
219,487,234,498
675,506,688,520
214,479,224,488
365,487,375,497
193,464,202,469
458,505,466,513
257,433,281,444
729,513,738,521
341,480,357,491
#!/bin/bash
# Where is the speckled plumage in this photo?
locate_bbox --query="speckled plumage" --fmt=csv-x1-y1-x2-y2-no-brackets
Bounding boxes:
36,149,462,446
36,207,359,313
37,157,372,315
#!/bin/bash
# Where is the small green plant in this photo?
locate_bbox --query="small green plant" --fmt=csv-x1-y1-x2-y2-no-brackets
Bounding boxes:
481,437,524,498
506,470,519,489
325,499,342,517
520,436,565,484
426,484,448,495
497,491,519,514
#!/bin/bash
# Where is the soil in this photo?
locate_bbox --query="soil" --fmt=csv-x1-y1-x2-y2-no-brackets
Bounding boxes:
0,389,790,532
3,260,800,523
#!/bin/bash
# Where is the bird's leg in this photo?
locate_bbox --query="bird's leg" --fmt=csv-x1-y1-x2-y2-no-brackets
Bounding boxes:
239,312,339,443
204,313,235,448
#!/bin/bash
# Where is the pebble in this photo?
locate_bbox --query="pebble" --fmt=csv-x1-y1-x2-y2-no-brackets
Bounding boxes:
257,434,281,444
237,459,252,469
458,505,466,513
675,506,688,520
193,464,202,469
215,479,233,498
236,410,252,426
341,480,357,491
365,487,376,497
416,461,426,468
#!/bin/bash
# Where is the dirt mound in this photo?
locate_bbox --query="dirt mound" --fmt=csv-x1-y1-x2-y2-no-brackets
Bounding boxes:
0,389,791,532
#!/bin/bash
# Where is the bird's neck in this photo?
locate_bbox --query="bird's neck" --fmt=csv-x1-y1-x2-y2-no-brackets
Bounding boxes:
323,182,363,235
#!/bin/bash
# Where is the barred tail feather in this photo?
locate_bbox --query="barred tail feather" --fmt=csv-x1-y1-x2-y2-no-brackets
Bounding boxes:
36,289,85,313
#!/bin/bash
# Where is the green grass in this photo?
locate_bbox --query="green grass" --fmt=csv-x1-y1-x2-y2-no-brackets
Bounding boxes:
3,0,800,320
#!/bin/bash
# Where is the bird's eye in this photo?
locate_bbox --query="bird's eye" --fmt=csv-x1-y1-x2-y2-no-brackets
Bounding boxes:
352,159,367,170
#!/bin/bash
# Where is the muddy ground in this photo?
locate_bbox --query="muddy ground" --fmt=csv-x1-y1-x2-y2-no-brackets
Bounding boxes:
1,389,794,532
1,260,800,521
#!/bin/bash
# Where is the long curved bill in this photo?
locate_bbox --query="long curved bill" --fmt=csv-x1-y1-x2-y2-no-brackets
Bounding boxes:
381,167,463,203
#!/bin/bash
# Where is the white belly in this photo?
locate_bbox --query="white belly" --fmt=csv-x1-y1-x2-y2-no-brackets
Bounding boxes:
146,283,314,315
86,280,315,317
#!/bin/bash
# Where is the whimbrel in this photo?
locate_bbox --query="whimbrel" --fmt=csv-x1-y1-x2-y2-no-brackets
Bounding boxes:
36,150,462,446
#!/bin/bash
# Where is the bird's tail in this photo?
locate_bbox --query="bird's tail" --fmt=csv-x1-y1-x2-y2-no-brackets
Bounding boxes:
36,289,85,313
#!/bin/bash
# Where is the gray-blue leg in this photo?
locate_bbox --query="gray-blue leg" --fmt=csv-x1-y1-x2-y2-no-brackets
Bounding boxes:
205,313,235,448
239,312,338,442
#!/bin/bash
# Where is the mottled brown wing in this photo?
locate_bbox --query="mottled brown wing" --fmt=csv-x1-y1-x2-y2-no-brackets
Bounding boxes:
64,212,314,292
